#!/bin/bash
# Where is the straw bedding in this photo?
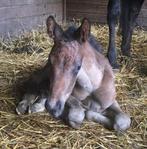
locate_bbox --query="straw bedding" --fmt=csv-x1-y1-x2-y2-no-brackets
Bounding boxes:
0,25,146,149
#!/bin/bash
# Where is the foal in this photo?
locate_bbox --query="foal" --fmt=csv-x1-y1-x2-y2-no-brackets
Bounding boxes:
16,16,131,132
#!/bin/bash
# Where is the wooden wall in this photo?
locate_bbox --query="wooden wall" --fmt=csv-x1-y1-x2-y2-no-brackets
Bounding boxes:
66,0,147,28
0,0,63,38
137,0,147,27
66,0,108,23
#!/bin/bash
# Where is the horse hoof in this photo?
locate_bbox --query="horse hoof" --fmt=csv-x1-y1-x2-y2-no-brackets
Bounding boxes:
28,103,45,114
112,68,119,74
107,55,120,69
16,106,27,115
122,50,131,57
68,108,85,129
16,107,23,115
16,100,29,115
69,120,82,129
114,113,131,132
111,63,120,69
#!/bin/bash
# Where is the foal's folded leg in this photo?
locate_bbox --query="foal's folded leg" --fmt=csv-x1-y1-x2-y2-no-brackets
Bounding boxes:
106,100,131,132
28,97,46,114
82,96,112,128
90,65,131,131
16,94,37,115
65,96,85,129
16,65,49,115
85,110,112,129
16,93,47,114
85,101,131,132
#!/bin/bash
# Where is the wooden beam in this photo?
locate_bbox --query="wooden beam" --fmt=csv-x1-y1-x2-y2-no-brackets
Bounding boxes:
63,0,66,23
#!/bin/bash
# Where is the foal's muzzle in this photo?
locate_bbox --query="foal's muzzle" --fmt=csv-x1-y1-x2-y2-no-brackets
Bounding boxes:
45,99,64,118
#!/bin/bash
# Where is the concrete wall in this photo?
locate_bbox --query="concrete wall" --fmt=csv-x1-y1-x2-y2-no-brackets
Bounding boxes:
0,0,63,38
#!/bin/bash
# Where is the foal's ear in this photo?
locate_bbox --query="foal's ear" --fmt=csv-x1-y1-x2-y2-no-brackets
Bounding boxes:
46,16,64,42
78,18,91,42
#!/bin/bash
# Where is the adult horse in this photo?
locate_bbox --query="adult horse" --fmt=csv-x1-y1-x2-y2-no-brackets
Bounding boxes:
16,16,131,132
107,0,144,68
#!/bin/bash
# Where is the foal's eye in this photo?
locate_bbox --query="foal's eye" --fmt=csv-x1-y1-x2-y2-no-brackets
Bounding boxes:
77,65,81,71
74,65,81,73
72,65,81,75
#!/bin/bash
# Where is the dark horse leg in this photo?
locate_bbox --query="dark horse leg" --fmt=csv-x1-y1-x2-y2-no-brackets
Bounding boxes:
107,0,121,69
121,0,144,56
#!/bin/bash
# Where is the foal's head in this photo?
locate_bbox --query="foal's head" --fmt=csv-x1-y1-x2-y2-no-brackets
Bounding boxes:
45,16,91,118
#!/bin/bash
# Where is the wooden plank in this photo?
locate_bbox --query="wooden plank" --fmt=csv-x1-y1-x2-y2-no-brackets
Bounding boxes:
67,9,107,14
66,3,107,11
142,0,147,8
139,9,147,18
67,11,107,17
66,0,108,24
63,0,67,22
138,6,147,27
67,12,106,23
0,3,62,21
137,17,147,27
67,0,108,4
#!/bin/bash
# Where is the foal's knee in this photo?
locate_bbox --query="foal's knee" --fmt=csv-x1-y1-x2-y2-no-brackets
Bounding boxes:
113,113,131,132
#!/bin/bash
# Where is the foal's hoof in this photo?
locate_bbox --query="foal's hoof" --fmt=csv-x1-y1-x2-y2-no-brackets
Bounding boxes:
114,113,131,132
68,108,85,129
16,100,28,115
28,103,45,114
69,120,82,129
16,107,25,115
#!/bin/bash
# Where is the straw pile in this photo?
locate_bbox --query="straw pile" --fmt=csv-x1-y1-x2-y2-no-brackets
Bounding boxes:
0,25,146,149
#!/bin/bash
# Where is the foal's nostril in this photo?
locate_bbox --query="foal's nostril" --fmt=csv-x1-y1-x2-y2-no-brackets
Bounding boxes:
45,100,63,118
45,99,51,111
56,100,62,111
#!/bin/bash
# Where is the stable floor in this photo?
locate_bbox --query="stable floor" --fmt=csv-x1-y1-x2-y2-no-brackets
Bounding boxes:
0,26,146,149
